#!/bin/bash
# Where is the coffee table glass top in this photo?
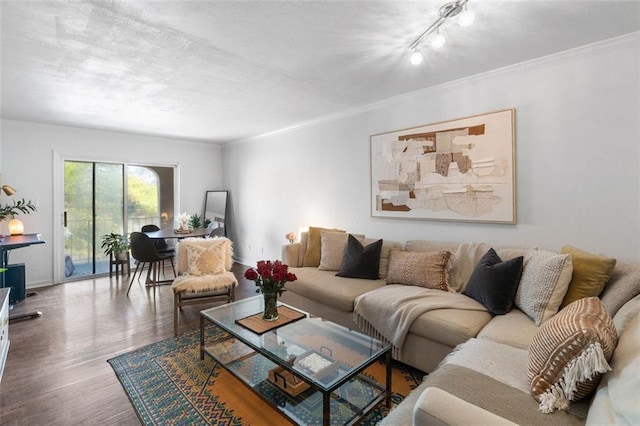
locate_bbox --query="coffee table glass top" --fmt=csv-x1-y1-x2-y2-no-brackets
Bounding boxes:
200,296,390,391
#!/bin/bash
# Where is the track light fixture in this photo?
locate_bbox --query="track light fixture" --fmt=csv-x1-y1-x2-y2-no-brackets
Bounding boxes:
409,0,474,65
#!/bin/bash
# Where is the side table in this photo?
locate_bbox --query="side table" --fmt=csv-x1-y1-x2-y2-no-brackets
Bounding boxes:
109,252,130,277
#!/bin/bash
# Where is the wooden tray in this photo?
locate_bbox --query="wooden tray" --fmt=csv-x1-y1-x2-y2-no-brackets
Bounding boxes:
268,366,310,397
235,305,306,334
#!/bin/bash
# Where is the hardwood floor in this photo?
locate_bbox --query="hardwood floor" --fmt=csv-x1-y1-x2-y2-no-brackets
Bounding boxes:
0,263,256,425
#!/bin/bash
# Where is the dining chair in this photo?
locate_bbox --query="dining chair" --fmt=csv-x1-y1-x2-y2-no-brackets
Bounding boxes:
142,224,175,279
209,227,225,238
141,224,175,254
127,231,176,295
171,237,237,335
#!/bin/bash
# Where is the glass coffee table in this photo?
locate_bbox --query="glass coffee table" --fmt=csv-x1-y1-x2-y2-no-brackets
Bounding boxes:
200,296,391,426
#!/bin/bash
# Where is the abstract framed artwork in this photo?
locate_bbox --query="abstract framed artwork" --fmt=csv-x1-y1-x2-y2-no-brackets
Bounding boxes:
370,108,516,223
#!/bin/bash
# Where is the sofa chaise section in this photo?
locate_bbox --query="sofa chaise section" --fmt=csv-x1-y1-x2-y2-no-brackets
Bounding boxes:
282,267,385,329
281,237,402,329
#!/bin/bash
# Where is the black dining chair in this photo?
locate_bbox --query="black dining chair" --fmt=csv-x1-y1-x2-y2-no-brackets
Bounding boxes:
209,227,225,238
141,224,175,255
127,232,176,295
142,223,175,274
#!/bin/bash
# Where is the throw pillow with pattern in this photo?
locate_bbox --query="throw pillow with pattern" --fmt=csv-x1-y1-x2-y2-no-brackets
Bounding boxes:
514,248,573,326
528,297,617,413
186,244,225,276
386,249,453,291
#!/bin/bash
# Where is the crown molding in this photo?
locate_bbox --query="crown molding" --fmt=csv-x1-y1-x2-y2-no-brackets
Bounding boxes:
227,31,639,147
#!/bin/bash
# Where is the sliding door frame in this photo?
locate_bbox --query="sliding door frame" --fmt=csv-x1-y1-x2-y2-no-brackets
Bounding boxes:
52,151,181,283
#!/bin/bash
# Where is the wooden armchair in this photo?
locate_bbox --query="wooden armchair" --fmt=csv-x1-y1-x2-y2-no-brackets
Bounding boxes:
171,237,237,335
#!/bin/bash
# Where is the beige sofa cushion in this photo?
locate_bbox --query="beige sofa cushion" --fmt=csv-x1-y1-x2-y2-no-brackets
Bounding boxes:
587,304,640,425
612,293,640,336
414,387,519,426
599,262,640,316
477,308,539,349
298,232,308,267
281,242,301,267
408,308,493,348
285,267,384,312
405,240,460,254
496,247,528,261
362,238,402,280
420,364,586,425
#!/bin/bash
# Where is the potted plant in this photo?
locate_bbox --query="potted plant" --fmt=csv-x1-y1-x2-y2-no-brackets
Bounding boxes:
0,199,36,237
0,198,37,222
188,213,202,229
101,232,130,260
188,214,211,230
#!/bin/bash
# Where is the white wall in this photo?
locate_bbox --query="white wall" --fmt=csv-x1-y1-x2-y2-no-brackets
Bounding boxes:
223,33,640,266
0,119,224,286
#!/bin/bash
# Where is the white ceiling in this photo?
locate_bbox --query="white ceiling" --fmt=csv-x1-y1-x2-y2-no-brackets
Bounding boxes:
1,1,638,144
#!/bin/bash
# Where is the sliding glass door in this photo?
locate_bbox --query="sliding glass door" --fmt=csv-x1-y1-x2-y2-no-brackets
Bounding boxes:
64,161,124,278
63,161,175,280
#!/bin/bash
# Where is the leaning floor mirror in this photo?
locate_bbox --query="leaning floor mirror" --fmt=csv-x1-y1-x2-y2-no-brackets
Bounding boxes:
204,190,228,237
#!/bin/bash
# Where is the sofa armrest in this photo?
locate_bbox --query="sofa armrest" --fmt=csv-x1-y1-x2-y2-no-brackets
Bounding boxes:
414,387,518,426
282,243,301,267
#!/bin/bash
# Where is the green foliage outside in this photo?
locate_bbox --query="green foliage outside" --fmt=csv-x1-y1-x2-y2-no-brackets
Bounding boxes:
64,162,160,261
127,169,158,219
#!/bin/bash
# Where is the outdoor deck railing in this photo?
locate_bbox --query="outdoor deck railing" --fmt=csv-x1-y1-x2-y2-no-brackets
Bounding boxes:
65,216,159,266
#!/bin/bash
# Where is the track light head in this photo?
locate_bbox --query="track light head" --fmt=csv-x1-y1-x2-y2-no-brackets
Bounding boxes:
410,50,424,65
459,7,475,27
431,31,446,49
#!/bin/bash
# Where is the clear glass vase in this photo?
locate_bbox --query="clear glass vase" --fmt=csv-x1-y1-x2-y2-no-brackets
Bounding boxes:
262,291,279,321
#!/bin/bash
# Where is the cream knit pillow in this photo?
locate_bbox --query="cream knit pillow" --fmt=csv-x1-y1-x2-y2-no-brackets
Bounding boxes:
514,248,573,326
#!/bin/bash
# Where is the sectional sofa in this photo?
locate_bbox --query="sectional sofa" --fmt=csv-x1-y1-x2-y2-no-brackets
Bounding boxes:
280,228,640,425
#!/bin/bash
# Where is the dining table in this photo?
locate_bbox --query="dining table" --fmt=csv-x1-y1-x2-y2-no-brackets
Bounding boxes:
143,227,212,240
140,227,211,286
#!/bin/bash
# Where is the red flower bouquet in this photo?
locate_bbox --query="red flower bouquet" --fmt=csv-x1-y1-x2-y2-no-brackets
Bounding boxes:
244,260,297,296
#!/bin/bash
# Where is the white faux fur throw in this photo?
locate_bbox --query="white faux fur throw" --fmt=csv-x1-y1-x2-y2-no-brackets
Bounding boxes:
353,284,487,358
171,237,237,293
172,271,237,294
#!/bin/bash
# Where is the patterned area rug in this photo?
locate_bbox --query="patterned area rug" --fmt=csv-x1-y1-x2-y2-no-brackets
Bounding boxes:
108,325,424,425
